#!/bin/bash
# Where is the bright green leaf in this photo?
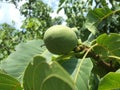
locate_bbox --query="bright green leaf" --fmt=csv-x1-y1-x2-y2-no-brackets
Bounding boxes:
94,33,120,59
98,72,120,90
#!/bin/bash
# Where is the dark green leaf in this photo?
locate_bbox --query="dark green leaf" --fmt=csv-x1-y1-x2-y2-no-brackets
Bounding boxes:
0,73,22,90
59,0,65,7
23,55,76,90
89,74,100,90
41,74,75,90
61,57,93,90
57,7,63,13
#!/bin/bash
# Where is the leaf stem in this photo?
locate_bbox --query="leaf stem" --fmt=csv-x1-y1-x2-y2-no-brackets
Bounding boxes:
82,43,98,61
74,43,98,82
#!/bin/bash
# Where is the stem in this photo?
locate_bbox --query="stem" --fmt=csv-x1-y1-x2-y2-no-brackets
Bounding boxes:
82,43,98,60
74,43,98,82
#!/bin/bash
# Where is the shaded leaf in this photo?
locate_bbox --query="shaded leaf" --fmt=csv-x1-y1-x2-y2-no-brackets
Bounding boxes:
0,73,22,90
89,74,100,90
23,55,49,90
0,40,45,80
98,72,120,90
61,57,93,90
41,74,75,90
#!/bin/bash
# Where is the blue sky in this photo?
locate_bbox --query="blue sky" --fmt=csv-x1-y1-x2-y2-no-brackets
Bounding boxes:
43,0,59,10
0,0,66,30
43,0,66,19
0,2,22,29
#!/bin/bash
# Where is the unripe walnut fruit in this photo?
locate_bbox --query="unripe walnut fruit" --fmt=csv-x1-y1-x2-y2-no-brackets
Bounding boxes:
43,25,78,55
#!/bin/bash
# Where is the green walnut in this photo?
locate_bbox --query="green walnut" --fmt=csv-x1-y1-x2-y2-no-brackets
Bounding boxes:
43,25,78,55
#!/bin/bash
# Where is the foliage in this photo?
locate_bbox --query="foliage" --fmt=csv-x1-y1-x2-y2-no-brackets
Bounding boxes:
58,0,120,40
85,7,120,35
52,16,64,25
0,23,23,60
0,0,120,90
0,40,45,80
20,0,53,39
0,73,22,90
98,72,120,90
0,0,61,60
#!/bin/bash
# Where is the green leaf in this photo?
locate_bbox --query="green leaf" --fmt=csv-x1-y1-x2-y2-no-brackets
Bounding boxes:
41,74,74,90
23,55,76,90
0,73,22,90
58,0,65,7
0,40,45,80
57,7,63,13
89,74,100,90
98,72,120,90
23,55,49,90
23,18,42,30
50,61,76,90
85,7,120,34
94,33,120,59
61,57,93,90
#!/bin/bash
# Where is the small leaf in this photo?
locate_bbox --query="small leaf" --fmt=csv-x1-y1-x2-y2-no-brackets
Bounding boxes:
58,0,65,7
98,72,120,90
0,73,22,90
57,7,63,13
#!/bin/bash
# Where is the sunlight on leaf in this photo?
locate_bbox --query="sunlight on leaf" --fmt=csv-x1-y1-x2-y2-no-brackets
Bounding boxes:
0,40,45,81
94,33,120,59
98,72,120,90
